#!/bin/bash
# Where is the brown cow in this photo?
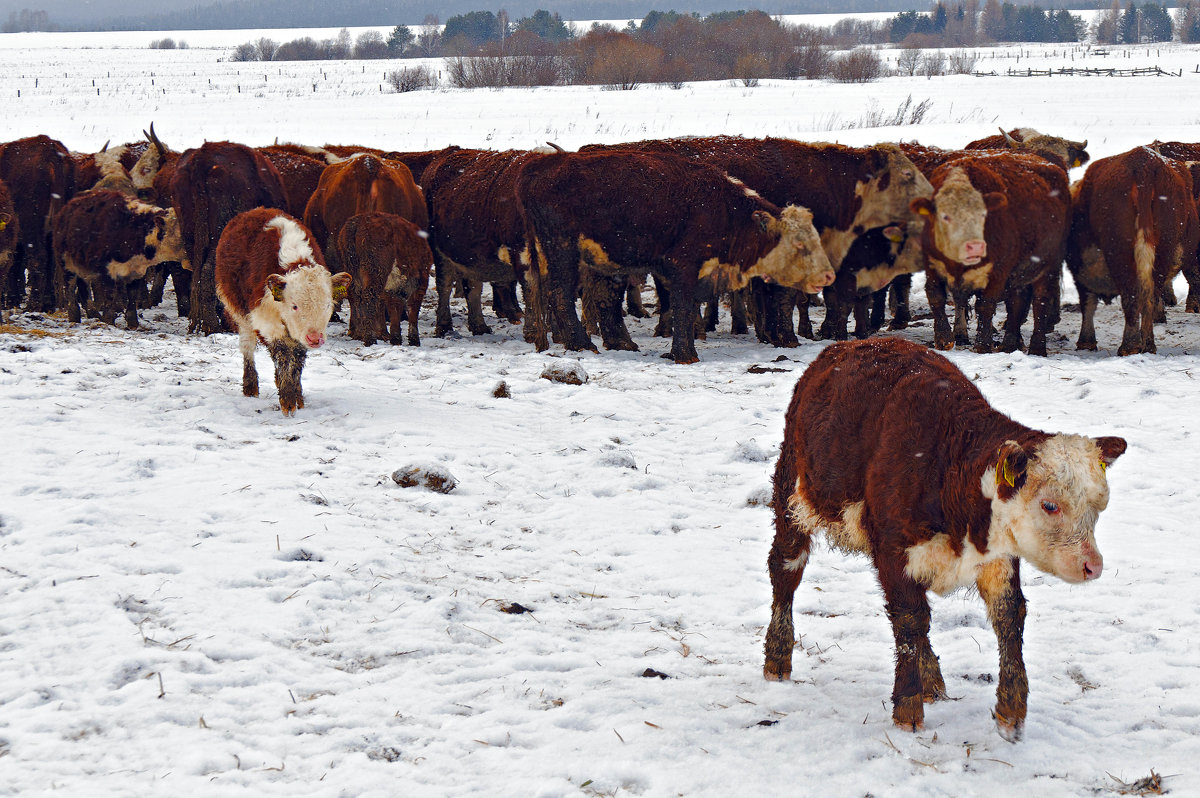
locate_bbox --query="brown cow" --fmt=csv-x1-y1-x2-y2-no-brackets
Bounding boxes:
335,211,432,346
965,127,1089,170
585,137,933,348
0,135,76,311
912,151,1070,355
516,149,833,364
303,153,428,274
420,147,549,338
170,141,288,335
259,145,327,218
767,337,1126,740
215,208,351,415
53,189,188,328
1067,146,1200,355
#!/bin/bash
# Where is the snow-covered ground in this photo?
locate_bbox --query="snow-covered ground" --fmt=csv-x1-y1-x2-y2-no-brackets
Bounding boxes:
2,30,1200,798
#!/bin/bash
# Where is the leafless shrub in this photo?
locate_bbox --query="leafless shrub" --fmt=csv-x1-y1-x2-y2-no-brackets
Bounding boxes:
920,51,947,78
735,53,769,87
149,38,176,50
386,66,437,92
255,37,277,62
947,49,978,74
230,42,257,62
830,48,885,83
896,47,921,76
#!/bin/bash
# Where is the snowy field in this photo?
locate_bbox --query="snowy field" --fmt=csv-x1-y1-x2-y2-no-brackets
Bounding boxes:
2,27,1200,798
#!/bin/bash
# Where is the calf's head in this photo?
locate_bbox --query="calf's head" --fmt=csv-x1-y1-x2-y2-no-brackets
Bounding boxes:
982,434,1127,583
911,166,1005,270
750,205,835,294
860,144,934,230
267,267,353,349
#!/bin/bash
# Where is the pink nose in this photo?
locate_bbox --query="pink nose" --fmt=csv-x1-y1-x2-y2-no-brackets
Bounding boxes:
1082,558,1103,580
964,240,987,260
305,331,325,348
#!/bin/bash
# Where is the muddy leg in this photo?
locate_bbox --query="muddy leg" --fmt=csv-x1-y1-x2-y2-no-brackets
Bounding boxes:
269,340,307,415
978,558,1028,742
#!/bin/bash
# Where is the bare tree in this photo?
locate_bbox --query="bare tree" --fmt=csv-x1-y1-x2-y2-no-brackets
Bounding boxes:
896,48,922,76
255,37,277,61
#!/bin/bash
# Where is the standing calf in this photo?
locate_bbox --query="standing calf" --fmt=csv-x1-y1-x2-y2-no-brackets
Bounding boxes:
766,338,1126,741
335,211,432,346
215,208,351,415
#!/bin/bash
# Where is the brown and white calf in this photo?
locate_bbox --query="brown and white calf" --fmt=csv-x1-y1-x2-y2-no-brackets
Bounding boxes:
53,189,188,328
215,208,351,415
766,337,1126,741
335,211,432,346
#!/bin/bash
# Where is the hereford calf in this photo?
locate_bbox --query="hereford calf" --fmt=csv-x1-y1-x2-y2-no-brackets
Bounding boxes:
53,189,188,328
1067,146,1200,355
766,338,1126,740
215,208,351,415
335,211,432,346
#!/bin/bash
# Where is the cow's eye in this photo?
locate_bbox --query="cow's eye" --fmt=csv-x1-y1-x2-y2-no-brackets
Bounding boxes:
292,305,299,311
1041,501,1060,515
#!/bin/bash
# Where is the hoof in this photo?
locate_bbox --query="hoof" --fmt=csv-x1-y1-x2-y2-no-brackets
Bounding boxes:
763,665,791,682
993,710,1024,743
1075,340,1097,351
892,696,925,731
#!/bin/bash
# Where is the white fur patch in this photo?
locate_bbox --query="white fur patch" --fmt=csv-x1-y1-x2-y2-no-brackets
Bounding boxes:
266,216,318,270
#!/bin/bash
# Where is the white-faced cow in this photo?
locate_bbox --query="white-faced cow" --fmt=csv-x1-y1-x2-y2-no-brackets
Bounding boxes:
766,337,1126,741
215,208,351,415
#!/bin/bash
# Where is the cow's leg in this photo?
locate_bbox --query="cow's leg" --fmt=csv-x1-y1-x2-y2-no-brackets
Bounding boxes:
1026,273,1056,357
876,553,934,732
977,557,1028,742
404,289,422,346
888,274,912,330
1183,259,1200,313
543,240,595,353
665,270,699,364
519,279,538,344
817,282,847,340
491,280,522,323
148,263,167,307
729,289,749,334
702,294,719,332
793,291,812,342
433,260,456,338
465,279,492,336
925,272,954,350
1001,284,1030,353
973,293,1000,354
585,272,637,351
238,324,259,397
66,275,82,324
171,264,191,318
764,499,815,682
651,276,672,338
1076,282,1100,351
120,280,140,330
951,287,975,347
625,274,650,319
269,339,307,415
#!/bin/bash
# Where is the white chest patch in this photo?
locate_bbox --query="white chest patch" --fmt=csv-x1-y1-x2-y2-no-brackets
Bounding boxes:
904,532,1015,596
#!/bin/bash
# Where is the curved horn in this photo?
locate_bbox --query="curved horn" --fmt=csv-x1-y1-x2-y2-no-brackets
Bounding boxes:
145,122,167,159
999,127,1017,147
1080,139,1087,149
545,141,565,153
100,140,110,152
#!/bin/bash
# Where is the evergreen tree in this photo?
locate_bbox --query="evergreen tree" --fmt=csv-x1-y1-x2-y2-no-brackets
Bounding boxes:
932,2,949,33
387,25,414,54
1140,3,1172,41
980,0,1004,40
443,10,500,47
1119,1,1140,43
516,9,572,41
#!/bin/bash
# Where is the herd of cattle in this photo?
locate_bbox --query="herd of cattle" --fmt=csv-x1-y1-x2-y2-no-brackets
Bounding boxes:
1,125,1198,398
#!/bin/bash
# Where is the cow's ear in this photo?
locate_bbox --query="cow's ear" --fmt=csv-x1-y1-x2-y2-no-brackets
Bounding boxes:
331,271,352,303
984,192,1008,211
910,197,933,217
267,273,287,302
1095,436,1127,469
995,440,1028,501
752,210,772,232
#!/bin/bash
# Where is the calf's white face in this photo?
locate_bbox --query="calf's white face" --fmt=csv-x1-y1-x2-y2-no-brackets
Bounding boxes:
267,267,352,349
982,434,1127,584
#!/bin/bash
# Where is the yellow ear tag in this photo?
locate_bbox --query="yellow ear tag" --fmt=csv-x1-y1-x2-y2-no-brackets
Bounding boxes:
999,458,1016,488
331,285,348,303
270,283,285,302
1100,460,1107,473
917,206,932,216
